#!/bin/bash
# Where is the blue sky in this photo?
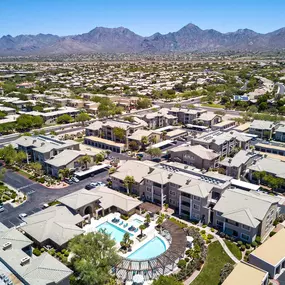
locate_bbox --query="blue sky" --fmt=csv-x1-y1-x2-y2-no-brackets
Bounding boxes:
0,0,284,37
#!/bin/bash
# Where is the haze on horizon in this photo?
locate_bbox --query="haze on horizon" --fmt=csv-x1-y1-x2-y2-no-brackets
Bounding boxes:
0,0,284,37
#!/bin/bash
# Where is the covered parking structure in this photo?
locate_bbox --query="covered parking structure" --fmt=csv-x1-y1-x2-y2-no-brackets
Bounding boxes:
115,219,187,281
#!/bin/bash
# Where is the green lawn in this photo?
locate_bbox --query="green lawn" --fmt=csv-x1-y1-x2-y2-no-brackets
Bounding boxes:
224,240,242,260
201,103,224,109
191,241,234,285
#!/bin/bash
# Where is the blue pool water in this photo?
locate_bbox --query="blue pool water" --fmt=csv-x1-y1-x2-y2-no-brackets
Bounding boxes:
128,236,167,260
96,222,133,243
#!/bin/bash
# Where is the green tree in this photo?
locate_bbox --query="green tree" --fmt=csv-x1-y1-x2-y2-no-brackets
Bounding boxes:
56,114,73,124
29,162,42,176
78,155,91,170
95,152,105,164
113,127,125,142
15,151,27,167
137,98,152,109
59,168,71,180
0,145,17,165
123,175,135,194
76,112,91,126
219,263,234,284
145,213,151,226
140,136,149,150
152,275,183,285
0,168,6,181
146,147,162,158
120,232,133,250
129,141,139,151
139,224,146,237
68,232,120,285
0,111,7,119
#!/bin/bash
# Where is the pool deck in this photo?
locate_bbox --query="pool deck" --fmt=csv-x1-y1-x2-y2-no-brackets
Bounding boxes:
83,212,169,258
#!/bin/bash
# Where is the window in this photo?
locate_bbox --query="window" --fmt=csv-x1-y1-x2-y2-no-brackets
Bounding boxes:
169,199,176,206
242,224,250,231
192,213,200,220
226,219,239,227
217,220,224,227
146,187,152,193
193,196,200,201
170,190,176,196
182,201,190,207
241,233,250,241
182,192,191,198
193,204,200,211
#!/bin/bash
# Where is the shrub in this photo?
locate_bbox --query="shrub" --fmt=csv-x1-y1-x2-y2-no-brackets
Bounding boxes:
219,232,226,238
64,250,70,257
201,230,206,234
185,257,190,263
255,236,261,244
177,259,187,269
211,228,215,232
245,250,251,256
273,220,278,226
40,248,45,252
240,245,246,251
207,234,214,240
202,224,207,228
206,239,211,244
120,214,129,220
251,241,258,248
33,248,41,256
245,243,251,249
270,231,276,237
237,241,243,247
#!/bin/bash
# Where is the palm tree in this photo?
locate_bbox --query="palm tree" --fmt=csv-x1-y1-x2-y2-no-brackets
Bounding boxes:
150,136,158,144
59,168,71,180
120,232,133,251
140,136,149,150
78,155,91,170
123,175,135,194
139,224,146,237
156,215,164,233
162,131,167,141
145,213,151,226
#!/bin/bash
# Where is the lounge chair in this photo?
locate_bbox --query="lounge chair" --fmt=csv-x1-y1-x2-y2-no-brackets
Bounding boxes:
119,221,123,226
124,223,128,228
134,228,138,233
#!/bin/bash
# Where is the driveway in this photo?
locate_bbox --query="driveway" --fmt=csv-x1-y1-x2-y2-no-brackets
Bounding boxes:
0,168,108,228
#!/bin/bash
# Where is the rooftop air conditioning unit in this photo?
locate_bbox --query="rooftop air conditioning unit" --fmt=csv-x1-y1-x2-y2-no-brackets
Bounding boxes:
2,242,12,250
20,256,30,266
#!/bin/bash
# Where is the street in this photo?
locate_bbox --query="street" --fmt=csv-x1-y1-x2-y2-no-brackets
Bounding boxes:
0,168,109,228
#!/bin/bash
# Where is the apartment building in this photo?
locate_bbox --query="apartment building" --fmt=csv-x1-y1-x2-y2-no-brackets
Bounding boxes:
249,120,276,139
219,150,260,179
14,135,80,164
192,130,251,157
168,144,220,170
249,229,285,279
213,189,278,243
85,118,147,143
168,107,206,125
193,112,222,128
140,109,177,129
275,125,285,142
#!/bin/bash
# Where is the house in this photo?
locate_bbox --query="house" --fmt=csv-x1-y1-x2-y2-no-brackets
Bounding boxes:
222,262,268,285
249,228,285,279
165,129,188,140
219,150,260,179
168,144,219,170
249,120,275,139
0,223,72,285
20,205,85,250
45,149,97,177
213,189,278,243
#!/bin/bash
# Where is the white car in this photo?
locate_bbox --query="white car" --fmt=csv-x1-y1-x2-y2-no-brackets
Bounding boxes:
71,176,80,183
19,213,28,219
0,206,4,213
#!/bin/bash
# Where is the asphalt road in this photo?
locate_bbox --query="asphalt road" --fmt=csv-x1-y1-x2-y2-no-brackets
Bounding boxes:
0,168,109,228
277,82,285,95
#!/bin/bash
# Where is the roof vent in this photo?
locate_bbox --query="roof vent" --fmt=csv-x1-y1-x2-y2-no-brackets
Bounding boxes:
168,173,173,179
186,179,191,185
20,256,30,266
2,242,12,250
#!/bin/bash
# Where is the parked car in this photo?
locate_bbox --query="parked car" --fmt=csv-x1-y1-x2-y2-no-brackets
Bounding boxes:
19,213,28,219
97,181,106,187
42,203,49,209
71,176,80,183
0,206,4,213
85,183,95,190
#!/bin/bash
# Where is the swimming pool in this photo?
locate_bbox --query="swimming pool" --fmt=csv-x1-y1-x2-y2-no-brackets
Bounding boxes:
96,222,133,243
128,236,167,260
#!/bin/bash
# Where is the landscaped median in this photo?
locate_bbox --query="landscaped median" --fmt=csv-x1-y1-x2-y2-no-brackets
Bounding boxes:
191,241,234,285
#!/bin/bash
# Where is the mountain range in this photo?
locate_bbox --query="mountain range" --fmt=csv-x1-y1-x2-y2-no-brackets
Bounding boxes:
1,23,285,56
